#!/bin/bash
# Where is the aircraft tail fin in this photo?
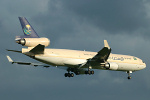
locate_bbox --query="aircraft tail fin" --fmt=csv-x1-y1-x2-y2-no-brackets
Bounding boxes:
16,17,39,40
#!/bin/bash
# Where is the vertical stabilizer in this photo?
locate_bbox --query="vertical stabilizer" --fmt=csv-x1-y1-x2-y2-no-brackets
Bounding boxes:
16,17,39,39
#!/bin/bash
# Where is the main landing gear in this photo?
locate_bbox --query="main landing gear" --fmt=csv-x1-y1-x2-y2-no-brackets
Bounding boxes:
85,66,94,75
64,73,74,77
64,68,76,77
127,71,132,80
64,66,95,77
85,70,94,75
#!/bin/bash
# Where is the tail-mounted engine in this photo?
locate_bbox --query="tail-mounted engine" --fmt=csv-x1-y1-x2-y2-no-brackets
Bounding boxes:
104,62,118,70
16,38,50,47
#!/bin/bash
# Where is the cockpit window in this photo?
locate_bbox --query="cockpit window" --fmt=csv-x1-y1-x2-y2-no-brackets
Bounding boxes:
133,57,137,60
142,61,145,63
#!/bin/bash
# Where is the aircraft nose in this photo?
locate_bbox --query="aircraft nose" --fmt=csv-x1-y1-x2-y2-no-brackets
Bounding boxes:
144,63,146,68
143,63,146,69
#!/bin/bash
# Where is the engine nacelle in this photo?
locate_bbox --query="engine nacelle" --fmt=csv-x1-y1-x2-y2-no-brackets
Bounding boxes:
16,38,50,47
105,62,118,70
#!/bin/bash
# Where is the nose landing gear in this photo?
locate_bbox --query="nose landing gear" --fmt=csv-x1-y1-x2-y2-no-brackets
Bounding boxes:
127,71,132,80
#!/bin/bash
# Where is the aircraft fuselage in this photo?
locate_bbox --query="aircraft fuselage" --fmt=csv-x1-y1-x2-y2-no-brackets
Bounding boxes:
23,48,146,72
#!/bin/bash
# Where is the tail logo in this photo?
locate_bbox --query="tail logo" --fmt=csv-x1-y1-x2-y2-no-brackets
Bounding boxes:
24,25,31,35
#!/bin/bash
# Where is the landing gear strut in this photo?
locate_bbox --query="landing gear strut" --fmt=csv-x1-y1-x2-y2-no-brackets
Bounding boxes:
127,71,132,80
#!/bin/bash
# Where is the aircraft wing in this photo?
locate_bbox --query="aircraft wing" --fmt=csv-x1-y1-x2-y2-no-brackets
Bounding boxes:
90,40,111,63
6,55,86,75
80,40,111,68
6,55,50,68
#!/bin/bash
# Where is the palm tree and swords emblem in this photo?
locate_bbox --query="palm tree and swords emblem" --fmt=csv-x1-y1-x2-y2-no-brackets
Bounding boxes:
24,25,31,35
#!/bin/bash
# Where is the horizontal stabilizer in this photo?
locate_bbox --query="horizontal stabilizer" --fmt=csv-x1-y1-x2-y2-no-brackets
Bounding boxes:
6,49,22,53
29,44,45,54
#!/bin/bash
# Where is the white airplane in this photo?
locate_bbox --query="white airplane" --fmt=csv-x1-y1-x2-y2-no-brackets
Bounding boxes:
6,17,146,79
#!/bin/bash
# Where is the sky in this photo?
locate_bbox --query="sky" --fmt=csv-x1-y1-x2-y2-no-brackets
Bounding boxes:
0,0,150,100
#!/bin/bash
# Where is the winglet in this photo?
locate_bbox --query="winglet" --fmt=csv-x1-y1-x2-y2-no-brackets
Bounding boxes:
6,55,14,64
104,40,110,49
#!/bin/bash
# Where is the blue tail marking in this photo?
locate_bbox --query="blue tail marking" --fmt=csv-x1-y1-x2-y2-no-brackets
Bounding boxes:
17,17,39,39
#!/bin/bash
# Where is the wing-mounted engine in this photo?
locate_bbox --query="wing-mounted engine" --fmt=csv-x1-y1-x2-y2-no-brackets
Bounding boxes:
16,38,50,47
104,62,118,70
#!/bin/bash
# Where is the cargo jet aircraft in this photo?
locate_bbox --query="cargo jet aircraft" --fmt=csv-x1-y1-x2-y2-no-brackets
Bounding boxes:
6,17,146,79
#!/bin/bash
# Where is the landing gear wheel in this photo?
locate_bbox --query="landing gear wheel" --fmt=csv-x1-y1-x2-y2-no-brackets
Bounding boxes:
85,71,88,74
85,70,94,75
91,70,94,75
128,76,131,80
85,71,90,74
65,73,68,77
70,73,74,77
75,71,80,75
88,71,91,75
68,73,71,77
64,73,74,77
